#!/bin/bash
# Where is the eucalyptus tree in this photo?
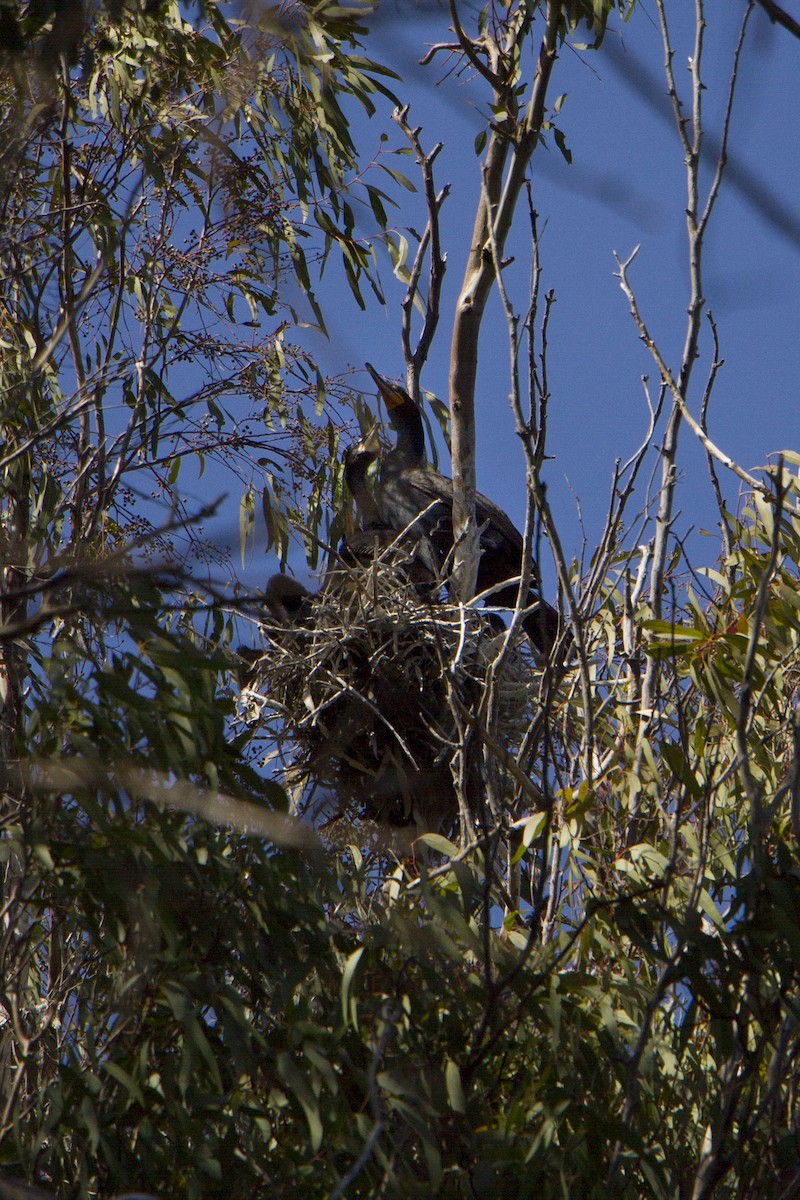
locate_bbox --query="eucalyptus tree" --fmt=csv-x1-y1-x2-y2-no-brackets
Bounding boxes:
3,1,800,1198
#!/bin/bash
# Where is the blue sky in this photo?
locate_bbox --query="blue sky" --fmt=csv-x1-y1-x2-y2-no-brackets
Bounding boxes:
233,1,800,600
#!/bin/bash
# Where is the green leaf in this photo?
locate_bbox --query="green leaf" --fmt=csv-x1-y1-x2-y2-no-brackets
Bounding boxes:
341,946,364,1029
380,165,416,192
418,833,458,857
276,1053,324,1153
522,811,548,847
553,126,572,164
102,1060,146,1107
445,1059,466,1113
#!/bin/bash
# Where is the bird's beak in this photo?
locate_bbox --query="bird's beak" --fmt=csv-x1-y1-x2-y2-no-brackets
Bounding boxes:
365,362,407,412
358,424,381,456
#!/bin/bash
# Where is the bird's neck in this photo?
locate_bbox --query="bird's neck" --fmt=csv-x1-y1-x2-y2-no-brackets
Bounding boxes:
392,404,426,462
347,461,381,523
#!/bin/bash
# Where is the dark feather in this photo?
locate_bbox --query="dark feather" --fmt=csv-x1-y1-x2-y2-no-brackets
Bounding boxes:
366,364,560,655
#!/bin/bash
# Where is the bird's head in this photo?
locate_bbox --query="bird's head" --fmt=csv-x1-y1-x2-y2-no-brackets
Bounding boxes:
343,426,383,523
365,362,413,423
365,363,425,461
343,425,380,477
355,424,381,458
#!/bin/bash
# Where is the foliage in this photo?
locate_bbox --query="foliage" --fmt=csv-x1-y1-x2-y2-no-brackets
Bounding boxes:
9,486,800,1198
0,0,399,579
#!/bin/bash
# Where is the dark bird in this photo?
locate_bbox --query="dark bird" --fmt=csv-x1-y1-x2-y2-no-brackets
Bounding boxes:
236,575,315,687
338,429,438,589
365,363,560,655
264,573,315,624
235,644,264,690
342,427,385,534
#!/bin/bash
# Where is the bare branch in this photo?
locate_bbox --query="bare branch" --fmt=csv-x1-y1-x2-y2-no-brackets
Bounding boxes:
616,249,763,495
446,0,503,90
699,311,734,564
698,2,756,239
392,106,449,394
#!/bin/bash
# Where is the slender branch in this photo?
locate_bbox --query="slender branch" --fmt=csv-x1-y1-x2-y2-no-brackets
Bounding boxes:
616,250,763,495
446,0,503,89
697,2,755,240
606,954,683,1188
329,1002,397,1200
29,179,144,381
735,458,786,844
392,107,449,394
781,691,800,846
657,1,692,160
699,312,734,565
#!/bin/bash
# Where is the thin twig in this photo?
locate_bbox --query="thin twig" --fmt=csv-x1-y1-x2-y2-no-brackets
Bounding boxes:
392,106,449,394
735,458,786,842
615,249,763,495
699,311,734,564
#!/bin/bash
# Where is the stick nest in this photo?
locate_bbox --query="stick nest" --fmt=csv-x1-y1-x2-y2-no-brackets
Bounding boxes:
238,562,539,836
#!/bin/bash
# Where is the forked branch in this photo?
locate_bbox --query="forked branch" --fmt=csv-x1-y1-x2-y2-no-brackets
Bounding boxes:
392,106,449,396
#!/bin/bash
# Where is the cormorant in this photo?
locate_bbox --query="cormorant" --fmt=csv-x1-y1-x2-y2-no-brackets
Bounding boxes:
235,575,315,686
264,574,315,624
342,428,384,534
339,430,438,589
365,363,560,655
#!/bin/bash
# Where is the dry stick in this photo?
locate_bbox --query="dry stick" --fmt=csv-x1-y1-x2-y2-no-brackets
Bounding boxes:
699,312,734,567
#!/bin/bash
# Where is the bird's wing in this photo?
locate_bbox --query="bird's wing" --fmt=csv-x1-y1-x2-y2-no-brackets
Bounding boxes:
474,489,525,554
